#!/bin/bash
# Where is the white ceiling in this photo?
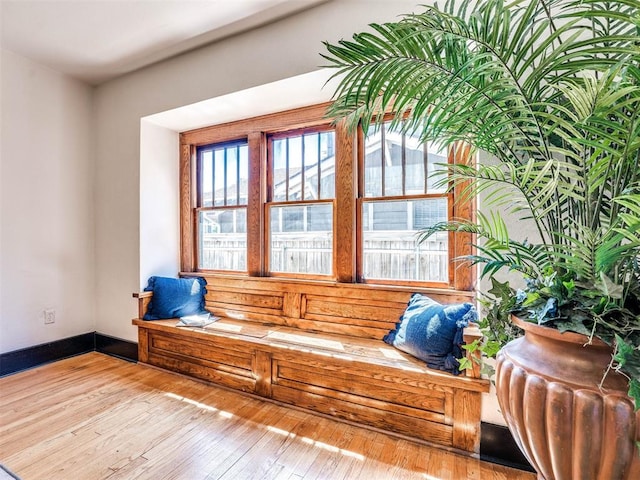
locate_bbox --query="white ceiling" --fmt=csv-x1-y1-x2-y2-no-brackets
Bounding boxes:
1,0,328,85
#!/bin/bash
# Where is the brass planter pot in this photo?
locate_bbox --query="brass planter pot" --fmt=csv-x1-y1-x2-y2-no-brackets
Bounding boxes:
496,316,640,480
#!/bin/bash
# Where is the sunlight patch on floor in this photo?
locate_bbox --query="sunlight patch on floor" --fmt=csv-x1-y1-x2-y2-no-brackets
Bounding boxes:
267,425,364,461
301,436,365,460
164,392,233,418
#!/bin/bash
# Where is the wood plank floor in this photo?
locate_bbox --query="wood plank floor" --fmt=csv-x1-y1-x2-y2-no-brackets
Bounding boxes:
0,353,533,480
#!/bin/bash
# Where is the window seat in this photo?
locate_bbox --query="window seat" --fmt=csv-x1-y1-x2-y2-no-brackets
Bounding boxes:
132,276,489,455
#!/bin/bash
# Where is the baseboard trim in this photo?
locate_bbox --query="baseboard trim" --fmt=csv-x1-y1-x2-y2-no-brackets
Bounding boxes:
480,422,534,472
0,332,95,377
95,333,138,362
1,332,138,376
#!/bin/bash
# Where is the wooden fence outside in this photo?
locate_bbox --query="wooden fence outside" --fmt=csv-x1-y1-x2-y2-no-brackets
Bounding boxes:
200,232,447,281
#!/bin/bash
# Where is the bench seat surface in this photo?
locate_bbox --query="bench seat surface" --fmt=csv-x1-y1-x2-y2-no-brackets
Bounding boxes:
134,317,487,391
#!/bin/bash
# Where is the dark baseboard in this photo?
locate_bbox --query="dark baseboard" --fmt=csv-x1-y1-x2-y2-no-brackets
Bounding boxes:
480,422,535,472
0,332,95,377
0,332,138,376
95,333,138,362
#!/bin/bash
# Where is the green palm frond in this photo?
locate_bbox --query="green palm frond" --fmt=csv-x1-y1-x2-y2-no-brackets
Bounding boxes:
324,0,640,279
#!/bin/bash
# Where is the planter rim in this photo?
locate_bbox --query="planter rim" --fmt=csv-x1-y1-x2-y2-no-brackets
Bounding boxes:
511,314,610,348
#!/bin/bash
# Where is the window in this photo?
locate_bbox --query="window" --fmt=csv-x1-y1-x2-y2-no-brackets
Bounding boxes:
360,122,450,283
196,141,248,271
180,103,474,290
268,129,335,276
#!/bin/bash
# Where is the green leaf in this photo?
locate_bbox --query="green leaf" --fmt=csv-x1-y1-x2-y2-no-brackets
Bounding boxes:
482,340,502,358
598,273,624,299
458,356,472,372
628,378,640,412
487,278,513,301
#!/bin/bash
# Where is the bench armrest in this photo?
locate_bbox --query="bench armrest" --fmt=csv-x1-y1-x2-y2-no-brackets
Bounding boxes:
463,325,483,379
133,291,153,319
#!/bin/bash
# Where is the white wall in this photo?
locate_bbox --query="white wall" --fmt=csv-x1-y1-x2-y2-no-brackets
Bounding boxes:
139,120,180,287
0,49,94,353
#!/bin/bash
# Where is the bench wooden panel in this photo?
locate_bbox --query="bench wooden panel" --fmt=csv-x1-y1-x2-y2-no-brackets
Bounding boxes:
133,275,488,454
270,384,455,447
147,330,258,392
201,276,475,340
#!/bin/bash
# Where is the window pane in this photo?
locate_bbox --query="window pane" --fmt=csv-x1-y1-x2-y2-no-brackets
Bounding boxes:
319,132,335,199
238,145,249,205
427,141,448,193
199,142,248,209
272,131,336,202
307,203,332,231
365,122,450,197
199,209,247,271
405,149,425,194
283,206,304,232
385,138,403,196
364,129,382,197
270,203,333,275
362,198,448,282
371,201,408,231
214,149,225,207
304,134,320,199
272,139,287,202
288,136,303,201
405,133,426,195
226,147,238,206
201,150,213,207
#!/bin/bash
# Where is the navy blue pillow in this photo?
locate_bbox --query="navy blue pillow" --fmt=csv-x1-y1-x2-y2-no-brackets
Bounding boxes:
143,276,209,320
383,293,476,375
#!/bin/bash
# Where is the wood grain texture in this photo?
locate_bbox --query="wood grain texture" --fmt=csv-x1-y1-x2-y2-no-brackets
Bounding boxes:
137,327,149,364
247,131,266,276
334,120,357,283
132,291,152,319
193,275,475,344
451,142,476,291
181,103,332,146
180,143,197,272
452,389,483,453
0,354,533,480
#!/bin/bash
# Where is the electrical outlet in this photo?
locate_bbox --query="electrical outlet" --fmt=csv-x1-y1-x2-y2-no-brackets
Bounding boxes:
44,309,56,324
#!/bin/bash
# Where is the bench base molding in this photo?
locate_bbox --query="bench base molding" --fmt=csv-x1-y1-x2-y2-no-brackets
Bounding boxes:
135,318,489,454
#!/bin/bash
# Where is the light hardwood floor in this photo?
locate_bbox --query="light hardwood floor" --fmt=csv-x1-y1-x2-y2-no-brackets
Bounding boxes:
0,353,533,480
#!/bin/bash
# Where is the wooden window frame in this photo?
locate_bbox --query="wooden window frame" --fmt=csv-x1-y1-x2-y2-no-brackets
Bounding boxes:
357,119,455,287
180,103,475,291
266,126,336,279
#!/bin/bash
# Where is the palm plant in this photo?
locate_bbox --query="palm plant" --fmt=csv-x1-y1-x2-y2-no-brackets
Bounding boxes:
322,0,640,406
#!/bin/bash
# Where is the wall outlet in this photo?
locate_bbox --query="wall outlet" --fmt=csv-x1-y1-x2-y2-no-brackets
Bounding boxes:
44,309,56,324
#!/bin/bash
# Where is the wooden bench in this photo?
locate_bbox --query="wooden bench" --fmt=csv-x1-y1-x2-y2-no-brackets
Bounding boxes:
132,276,489,454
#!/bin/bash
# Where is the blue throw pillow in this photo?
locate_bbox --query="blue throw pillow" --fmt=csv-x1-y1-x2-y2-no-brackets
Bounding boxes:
143,276,209,320
383,293,476,375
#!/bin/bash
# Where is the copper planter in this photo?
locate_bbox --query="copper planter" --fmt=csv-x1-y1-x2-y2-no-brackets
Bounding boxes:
495,316,639,480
